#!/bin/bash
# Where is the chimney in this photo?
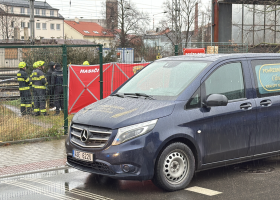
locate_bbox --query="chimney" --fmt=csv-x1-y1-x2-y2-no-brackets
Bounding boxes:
74,17,79,23
194,3,198,36
14,27,20,40
106,0,118,29
24,27,29,40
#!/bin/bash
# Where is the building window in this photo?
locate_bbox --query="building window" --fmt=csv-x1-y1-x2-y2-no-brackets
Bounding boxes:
28,23,30,28
11,21,14,28
50,10,54,16
21,36,24,40
42,9,46,16
20,8,25,14
21,22,25,28
27,8,30,15
42,23,47,30
56,24,60,30
83,30,89,33
36,23,40,29
35,9,40,15
50,24,55,30
10,7,14,13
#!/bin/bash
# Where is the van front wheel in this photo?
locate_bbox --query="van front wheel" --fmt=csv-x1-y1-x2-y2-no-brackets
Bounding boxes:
152,142,195,191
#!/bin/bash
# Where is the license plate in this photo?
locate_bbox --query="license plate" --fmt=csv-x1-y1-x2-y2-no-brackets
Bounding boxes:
73,150,94,162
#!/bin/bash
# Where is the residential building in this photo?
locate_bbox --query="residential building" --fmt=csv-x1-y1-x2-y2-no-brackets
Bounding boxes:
64,18,115,48
144,28,174,49
0,0,64,40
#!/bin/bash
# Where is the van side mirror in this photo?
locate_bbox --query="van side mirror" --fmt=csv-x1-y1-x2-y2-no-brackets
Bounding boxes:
203,94,228,107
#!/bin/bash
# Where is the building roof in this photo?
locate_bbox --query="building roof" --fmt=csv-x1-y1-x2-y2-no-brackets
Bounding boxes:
0,0,58,10
64,20,114,37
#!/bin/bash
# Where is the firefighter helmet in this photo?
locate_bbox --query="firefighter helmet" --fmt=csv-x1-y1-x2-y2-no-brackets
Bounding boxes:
83,61,89,65
18,62,26,68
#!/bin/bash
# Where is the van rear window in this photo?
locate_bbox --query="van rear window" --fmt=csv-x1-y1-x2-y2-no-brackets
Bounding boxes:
252,60,280,97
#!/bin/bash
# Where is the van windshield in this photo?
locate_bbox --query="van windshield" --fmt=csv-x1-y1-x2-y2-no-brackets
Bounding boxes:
117,61,210,99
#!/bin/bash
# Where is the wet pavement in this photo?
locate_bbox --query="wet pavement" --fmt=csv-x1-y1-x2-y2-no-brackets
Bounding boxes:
1,156,280,200
0,139,67,177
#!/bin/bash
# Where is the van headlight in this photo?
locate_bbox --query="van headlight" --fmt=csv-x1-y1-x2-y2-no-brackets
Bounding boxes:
112,119,158,146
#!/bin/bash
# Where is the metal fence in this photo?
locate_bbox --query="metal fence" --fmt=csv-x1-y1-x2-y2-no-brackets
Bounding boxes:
185,42,249,54
0,44,103,142
1,41,268,143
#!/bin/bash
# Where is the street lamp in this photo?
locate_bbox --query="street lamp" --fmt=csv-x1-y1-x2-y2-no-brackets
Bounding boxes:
153,11,167,30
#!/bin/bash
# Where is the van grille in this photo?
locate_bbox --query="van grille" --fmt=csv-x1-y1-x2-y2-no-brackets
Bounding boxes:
67,156,115,175
70,124,112,148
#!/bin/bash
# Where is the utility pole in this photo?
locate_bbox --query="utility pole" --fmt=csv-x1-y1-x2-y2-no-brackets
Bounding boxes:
172,0,180,45
29,0,35,44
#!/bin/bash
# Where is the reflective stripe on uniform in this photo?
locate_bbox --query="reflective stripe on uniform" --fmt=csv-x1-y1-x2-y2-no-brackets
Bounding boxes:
17,73,21,76
40,109,46,113
21,104,26,107
19,87,30,90
32,76,45,81
25,77,30,82
25,104,32,107
17,78,25,81
33,85,46,89
34,109,40,112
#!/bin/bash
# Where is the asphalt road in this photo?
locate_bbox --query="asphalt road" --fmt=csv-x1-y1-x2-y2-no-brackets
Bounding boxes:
1,156,280,200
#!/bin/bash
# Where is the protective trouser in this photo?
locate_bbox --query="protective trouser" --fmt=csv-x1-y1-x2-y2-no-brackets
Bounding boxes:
54,86,64,113
33,88,46,115
48,86,55,107
20,90,32,115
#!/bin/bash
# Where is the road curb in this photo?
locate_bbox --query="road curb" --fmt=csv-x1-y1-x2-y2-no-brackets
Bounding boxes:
0,135,68,146
0,166,70,179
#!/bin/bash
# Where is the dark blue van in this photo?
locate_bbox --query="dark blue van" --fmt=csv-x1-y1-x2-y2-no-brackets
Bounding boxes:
65,53,280,191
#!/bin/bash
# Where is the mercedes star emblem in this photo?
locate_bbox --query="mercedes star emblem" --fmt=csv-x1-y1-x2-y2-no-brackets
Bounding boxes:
81,129,88,143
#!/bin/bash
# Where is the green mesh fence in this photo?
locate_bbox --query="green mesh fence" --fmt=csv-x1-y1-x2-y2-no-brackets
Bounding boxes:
0,45,102,142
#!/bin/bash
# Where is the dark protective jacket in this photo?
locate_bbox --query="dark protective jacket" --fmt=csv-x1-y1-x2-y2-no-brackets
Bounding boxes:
31,68,47,89
51,68,63,87
46,67,54,88
17,68,30,90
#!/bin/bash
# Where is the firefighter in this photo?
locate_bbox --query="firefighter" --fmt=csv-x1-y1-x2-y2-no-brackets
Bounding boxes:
46,61,55,108
17,62,32,116
51,63,64,115
31,61,48,116
30,61,38,111
83,61,89,65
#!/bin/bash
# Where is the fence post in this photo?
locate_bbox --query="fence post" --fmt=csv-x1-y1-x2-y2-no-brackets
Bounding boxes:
62,45,68,135
99,45,103,100
175,45,179,56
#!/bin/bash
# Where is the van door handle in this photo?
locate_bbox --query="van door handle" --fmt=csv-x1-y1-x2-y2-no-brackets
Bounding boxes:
260,99,272,107
240,102,252,110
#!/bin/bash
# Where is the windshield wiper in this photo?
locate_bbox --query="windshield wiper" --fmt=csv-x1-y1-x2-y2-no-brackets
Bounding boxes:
111,93,124,98
135,93,155,100
124,93,155,100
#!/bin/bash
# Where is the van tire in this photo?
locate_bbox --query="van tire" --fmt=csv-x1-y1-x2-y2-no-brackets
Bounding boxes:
152,142,195,191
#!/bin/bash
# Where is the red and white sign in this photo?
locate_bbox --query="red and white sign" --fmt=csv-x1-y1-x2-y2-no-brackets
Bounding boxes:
68,63,150,114
183,48,205,55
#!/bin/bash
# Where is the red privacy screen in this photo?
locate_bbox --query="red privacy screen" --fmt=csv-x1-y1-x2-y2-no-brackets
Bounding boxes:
68,63,150,114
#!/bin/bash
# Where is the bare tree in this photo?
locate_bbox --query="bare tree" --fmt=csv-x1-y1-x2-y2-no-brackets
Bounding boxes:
160,0,199,47
0,4,19,40
104,0,150,48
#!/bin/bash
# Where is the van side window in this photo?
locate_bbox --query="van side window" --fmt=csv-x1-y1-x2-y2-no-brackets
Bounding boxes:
251,60,280,98
204,62,245,101
185,88,200,109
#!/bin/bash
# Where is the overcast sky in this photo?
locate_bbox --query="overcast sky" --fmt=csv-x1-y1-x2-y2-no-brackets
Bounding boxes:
38,0,211,30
